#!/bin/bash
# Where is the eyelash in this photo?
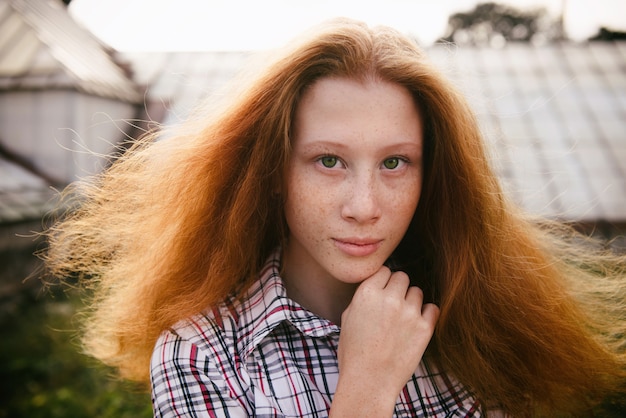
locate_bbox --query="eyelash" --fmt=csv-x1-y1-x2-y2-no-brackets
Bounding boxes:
315,155,410,170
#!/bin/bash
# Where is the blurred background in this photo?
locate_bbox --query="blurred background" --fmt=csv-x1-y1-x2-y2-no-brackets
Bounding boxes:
1,0,625,416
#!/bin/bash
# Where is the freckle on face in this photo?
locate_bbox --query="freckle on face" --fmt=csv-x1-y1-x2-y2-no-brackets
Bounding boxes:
282,76,423,287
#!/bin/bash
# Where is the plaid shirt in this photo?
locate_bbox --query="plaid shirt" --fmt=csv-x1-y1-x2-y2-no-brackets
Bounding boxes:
151,251,485,417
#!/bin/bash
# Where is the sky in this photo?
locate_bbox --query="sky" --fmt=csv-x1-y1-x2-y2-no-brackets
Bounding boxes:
69,0,626,51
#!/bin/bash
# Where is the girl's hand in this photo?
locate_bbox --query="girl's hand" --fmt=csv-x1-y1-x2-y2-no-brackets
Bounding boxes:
330,266,440,417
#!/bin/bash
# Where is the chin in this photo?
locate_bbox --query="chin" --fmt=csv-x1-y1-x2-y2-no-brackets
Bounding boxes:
330,261,385,284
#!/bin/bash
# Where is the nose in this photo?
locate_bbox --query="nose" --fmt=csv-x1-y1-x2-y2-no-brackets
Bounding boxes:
341,170,382,223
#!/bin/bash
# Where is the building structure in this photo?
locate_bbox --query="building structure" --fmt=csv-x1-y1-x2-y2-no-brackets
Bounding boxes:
0,0,143,225
120,42,626,243
1,0,624,238
0,0,142,303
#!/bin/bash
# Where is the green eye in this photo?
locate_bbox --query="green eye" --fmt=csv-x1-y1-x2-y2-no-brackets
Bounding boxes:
320,156,338,168
383,158,400,169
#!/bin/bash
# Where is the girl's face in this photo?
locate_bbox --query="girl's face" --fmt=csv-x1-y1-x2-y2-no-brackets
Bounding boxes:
283,76,423,286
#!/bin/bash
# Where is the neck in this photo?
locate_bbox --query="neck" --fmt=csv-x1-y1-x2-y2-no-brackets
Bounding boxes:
282,259,357,326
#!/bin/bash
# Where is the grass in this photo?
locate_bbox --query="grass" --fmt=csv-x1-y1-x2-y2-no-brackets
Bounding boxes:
0,285,152,418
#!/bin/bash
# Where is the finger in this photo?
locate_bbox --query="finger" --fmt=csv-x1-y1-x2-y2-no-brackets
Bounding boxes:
405,285,424,306
384,271,411,294
360,265,392,290
421,303,440,327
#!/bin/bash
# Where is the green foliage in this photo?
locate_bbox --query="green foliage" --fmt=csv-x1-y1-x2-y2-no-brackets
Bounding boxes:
0,287,152,418
439,1,564,46
594,393,626,418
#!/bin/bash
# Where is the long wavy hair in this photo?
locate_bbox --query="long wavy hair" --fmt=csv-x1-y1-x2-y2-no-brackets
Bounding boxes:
44,18,626,415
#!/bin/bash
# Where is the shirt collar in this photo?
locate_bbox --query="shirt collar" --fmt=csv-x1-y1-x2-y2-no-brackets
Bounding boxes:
236,249,340,359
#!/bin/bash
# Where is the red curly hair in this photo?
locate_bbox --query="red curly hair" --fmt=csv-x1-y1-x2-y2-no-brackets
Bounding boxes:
44,19,626,415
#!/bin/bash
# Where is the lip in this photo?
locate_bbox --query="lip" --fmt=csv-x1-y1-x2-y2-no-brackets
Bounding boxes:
333,238,383,257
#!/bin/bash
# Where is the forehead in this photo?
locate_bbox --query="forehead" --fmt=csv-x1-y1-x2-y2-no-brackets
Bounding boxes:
293,76,422,146
298,76,414,110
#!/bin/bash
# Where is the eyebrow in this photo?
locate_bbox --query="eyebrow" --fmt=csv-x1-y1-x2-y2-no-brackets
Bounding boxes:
298,139,422,153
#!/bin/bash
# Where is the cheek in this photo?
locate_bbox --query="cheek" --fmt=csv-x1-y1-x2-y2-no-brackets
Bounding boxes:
385,181,421,227
287,192,330,228
285,177,328,231
404,185,421,213
389,177,421,207
286,165,338,211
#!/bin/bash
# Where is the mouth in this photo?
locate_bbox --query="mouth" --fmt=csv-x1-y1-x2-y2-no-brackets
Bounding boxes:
333,238,383,257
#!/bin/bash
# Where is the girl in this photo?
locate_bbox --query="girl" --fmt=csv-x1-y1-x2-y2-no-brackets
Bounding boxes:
44,19,626,416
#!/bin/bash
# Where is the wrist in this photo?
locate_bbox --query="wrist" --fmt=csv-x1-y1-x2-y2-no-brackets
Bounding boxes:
330,374,399,417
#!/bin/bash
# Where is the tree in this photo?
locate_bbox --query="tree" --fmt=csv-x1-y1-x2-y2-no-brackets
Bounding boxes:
439,2,564,47
589,27,626,41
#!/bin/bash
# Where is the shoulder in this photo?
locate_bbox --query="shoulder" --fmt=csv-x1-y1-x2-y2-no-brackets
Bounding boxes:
150,301,246,395
165,301,241,355
152,249,285,367
150,303,254,416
